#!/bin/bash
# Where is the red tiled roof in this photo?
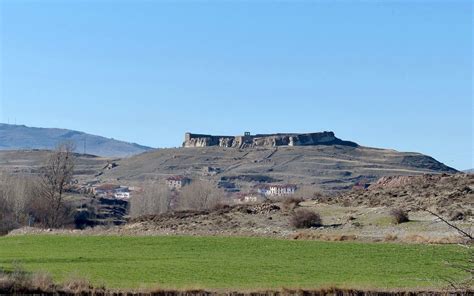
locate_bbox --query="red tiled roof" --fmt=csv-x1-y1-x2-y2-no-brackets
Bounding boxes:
95,184,121,191
269,184,297,189
166,175,189,181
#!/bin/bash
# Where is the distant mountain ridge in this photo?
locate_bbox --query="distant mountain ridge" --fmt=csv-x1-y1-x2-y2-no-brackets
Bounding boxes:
0,123,153,157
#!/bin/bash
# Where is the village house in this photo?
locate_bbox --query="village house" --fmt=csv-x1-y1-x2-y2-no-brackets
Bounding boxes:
166,175,191,189
114,192,130,199
268,184,297,196
234,192,266,204
255,184,297,197
93,184,130,199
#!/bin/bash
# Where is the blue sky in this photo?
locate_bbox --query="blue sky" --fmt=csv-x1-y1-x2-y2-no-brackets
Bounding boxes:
0,1,472,170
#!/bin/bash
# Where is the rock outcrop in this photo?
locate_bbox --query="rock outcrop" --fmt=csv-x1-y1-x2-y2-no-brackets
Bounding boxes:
183,131,358,148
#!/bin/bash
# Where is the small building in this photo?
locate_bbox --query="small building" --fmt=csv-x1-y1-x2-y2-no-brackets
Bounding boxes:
93,184,130,199
255,184,297,197
268,184,297,196
255,184,271,196
166,175,191,189
114,192,130,199
234,192,266,204
93,184,121,198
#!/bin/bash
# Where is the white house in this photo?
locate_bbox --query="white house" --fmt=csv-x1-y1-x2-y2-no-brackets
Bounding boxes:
166,175,191,189
114,192,130,199
255,184,297,197
268,184,297,196
234,192,266,204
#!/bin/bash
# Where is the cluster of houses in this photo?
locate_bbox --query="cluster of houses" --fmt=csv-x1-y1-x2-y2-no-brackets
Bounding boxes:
89,173,298,204
255,184,297,196
164,175,298,203
92,184,132,200
165,175,299,203
86,173,370,204
233,184,298,203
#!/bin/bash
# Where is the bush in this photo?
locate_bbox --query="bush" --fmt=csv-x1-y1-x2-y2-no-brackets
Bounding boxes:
129,182,173,217
293,186,323,200
390,208,409,224
0,173,38,234
31,271,54,291
281,197,303,212
290,209,322,228
62,273,91,293
74,208,96,229
178,180,223,211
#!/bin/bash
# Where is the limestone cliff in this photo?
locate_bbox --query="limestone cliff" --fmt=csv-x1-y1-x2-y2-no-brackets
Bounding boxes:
183,132,358,148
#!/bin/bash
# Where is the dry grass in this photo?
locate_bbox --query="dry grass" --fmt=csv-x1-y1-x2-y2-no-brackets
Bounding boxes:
291,231,357,241
402,234,464,244
291,232,464,244
281,197,303,212
30,271,54,291
1,276,471,296
62,273,92,293
384,234,398,242
0,267,94,294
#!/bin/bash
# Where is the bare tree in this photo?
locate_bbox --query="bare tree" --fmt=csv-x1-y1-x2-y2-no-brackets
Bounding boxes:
129,182,172,217
293,185,323,200
38,142,75,228
177,180,223,210
0,172,38,234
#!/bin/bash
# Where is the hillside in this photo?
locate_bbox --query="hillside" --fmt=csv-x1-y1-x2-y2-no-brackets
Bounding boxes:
331,173,473,217
0,124,153,157
101,145,457,192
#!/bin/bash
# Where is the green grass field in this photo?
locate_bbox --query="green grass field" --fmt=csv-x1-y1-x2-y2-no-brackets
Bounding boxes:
0,235,468,290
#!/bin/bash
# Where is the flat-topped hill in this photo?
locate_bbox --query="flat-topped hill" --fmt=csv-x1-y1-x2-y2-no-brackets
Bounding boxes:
102,144,456,192
183,131,357,148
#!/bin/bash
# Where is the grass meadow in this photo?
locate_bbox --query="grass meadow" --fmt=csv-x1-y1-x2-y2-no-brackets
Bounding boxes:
0,235,468,290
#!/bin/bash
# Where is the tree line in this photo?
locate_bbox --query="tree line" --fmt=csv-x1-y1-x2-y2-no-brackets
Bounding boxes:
0,143,75,234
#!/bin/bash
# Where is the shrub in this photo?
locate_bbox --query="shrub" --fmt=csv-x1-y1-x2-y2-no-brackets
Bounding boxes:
177,180,224,211
290,209,322,228
281,197,303,212
390,208,409,224
293,186,323,200
448,210,466,221
384,234,398,242
8,263,31,291
62,274,91,293
129,182,173,217
31,271,54,291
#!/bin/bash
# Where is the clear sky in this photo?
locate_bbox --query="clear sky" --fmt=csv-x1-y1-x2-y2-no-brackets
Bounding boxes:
0,1,472,170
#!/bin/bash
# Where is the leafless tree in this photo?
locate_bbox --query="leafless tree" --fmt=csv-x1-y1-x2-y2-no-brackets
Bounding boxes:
177,180,223,210
38,142,76,228
0,172,37,234
129,181,172,217
293,185,323,200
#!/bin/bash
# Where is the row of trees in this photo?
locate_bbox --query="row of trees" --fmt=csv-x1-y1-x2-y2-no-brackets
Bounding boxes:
129,182,325,218
129,180,224,217
0,143,75,234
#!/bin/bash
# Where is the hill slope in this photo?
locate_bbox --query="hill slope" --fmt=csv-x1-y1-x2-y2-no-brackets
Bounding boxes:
0,124,153,157
102,145,457,191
